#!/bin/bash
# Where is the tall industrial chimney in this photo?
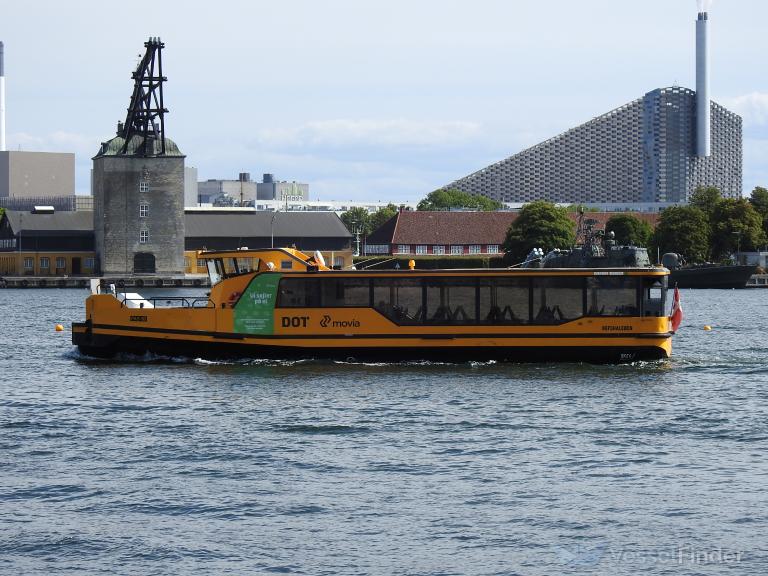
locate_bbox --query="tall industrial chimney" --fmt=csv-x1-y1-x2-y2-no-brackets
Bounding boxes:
0,41,5,151
696,10,710,157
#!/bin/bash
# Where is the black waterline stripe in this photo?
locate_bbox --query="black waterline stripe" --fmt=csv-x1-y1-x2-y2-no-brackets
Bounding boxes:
88,323,672,341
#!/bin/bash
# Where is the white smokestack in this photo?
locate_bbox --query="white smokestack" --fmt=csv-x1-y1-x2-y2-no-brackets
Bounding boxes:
696,9,711,157
0,41,5,152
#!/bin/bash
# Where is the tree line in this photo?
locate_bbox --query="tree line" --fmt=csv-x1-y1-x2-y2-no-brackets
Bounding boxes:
340,189,500,236
342,186,768,265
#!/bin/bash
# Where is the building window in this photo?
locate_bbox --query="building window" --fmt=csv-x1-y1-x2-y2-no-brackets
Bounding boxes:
451,245,463,255
469,245,481,254
433,245,445,255
40,257,50,269
397,244,411,254
197,259,205,268
139,203,149,218
85,258,95,270
416,245,427,255
487,245,499,254
139,181,150,193
24,257,33,270
56,257,66,270
140,230,149,244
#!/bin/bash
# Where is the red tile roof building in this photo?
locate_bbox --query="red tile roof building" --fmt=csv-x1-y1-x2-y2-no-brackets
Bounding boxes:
364,210,659,256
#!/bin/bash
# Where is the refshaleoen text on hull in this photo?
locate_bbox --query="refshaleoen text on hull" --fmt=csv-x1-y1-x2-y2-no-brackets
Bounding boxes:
72,248,678,364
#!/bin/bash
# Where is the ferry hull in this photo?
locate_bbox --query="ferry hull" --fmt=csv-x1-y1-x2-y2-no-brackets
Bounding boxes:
73,324,671,364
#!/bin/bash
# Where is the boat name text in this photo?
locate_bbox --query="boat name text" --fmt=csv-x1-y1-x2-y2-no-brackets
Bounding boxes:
602,325,633,331
282,316,309,328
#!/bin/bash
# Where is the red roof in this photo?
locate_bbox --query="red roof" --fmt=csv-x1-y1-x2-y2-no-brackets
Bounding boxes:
367,210,660,245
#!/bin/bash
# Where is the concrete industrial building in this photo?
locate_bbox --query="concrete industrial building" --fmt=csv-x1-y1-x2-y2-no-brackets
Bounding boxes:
197,172,257,206
198,173,309,206
443,8,742,207
257,174,309,202
92,38,186,276
0,151,75,199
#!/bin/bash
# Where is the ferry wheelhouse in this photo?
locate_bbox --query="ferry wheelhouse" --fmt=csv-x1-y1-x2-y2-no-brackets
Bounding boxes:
72,248,675,363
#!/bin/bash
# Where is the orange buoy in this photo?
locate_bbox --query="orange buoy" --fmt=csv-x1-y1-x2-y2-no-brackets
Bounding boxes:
55,324,64,332
703,325,712,331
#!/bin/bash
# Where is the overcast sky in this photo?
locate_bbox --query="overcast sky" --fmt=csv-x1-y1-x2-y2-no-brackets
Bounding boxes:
2,0,767,201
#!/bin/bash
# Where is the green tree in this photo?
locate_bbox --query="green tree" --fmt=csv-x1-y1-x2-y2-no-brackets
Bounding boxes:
651,206,710,263
749,186,768,238
340,206,372,236
417,188,502,211
369,203,399,233
605,214,653,247
502,201,575,263
709,198,765,260
689,186,722,220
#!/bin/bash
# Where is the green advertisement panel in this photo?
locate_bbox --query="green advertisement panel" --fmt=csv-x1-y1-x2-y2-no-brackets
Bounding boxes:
233,274,282,334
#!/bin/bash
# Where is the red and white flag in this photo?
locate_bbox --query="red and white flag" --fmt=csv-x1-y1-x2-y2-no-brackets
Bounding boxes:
670,285,683,332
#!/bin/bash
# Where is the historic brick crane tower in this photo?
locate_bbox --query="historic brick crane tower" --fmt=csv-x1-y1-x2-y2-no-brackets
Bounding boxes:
92,37,185,275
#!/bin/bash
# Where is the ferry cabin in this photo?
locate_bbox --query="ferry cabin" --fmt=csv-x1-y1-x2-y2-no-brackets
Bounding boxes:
73,248,673,362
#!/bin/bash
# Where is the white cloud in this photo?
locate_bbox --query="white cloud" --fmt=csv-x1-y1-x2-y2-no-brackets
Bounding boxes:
721,93,768,126
9,131,100,157
254,119,482,150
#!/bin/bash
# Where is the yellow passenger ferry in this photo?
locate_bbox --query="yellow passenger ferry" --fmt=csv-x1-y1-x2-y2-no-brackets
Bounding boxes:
72,247,676,363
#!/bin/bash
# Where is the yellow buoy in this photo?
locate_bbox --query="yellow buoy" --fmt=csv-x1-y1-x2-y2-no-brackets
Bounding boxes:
55,324,64,332
408,259,416,270
703,325,712,331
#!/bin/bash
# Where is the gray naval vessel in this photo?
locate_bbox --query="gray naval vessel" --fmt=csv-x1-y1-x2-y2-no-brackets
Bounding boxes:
523,214,755,288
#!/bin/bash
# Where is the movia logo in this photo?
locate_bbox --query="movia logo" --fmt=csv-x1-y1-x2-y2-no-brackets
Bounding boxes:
320,315,360,329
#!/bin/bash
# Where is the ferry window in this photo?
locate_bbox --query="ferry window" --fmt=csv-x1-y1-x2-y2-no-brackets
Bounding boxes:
277,278,321,307
222,258,239,276
532,277,584,324
207,259,223,285
373,278,423,325
425,278,476,324
281,260,293,270
642,277,667,317
479,277,530,324
321,278,371,307
587,276,639,316
236,258,254,273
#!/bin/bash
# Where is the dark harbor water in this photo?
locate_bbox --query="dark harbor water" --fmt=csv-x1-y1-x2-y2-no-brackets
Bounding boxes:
1,287,767,575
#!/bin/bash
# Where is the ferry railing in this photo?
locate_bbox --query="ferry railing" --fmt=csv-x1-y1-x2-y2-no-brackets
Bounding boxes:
119,296,215,309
